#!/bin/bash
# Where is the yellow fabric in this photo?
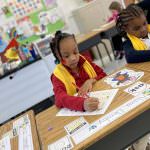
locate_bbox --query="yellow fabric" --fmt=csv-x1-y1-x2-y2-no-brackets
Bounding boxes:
4,48,19,60
127,25,150,50
53,55,97,96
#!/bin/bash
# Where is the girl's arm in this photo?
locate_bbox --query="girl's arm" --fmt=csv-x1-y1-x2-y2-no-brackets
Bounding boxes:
51,74,85,111
123,40,150,63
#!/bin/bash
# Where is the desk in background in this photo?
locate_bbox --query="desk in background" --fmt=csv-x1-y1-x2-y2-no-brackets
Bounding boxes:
0,110,40,150
100,21,119,54
35,67,150,150
76,30,113,66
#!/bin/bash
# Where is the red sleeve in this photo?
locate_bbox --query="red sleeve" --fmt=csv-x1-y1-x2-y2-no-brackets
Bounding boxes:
51,74,85,111
86,57,107,80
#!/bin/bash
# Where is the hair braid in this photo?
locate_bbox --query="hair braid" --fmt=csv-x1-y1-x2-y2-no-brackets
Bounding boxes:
116,4,144,37
50,30,74,64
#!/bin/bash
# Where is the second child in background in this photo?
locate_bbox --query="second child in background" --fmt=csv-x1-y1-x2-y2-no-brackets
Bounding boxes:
50,31,106,112
108,1,124,59
116,4,150,63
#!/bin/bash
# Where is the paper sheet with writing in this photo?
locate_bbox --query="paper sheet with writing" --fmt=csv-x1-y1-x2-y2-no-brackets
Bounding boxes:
104,69,144,88
71,94,150,144
48,135,74,150
0,136,11,150
13,114,34,150
124,81,150,96
56,89,118,116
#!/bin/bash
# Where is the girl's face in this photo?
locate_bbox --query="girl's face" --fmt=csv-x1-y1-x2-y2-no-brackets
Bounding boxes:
59,37,80,70
125,14,148,38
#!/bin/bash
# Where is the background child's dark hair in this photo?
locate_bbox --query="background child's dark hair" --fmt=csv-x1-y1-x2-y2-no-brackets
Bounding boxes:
116,4,144,37
109,1,122,13
50,30,74,64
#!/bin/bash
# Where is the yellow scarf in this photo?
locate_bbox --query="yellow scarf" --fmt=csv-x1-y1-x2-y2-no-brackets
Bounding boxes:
53,55,97,96
127,25,150,50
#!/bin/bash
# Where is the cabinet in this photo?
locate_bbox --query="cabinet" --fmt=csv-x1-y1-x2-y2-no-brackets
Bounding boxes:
0,59,53,124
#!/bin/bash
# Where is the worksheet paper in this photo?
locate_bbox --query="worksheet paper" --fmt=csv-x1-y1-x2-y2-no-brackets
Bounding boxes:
56,89,118,116
104,69,144,88
2,130,15,139
13,115,34,150
0,136,11,150
124,81,150,96
71,95,150,144
64,117,89,136
48,135,74,150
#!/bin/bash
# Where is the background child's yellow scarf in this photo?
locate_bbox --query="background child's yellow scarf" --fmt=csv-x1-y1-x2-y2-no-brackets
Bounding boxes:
53,55,97,95
127,25,150,50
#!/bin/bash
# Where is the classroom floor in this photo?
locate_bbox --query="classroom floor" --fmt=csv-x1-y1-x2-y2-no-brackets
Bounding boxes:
94,56,127,74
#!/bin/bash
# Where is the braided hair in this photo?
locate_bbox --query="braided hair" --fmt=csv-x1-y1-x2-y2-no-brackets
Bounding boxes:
116,4,145,37
50,30,75,64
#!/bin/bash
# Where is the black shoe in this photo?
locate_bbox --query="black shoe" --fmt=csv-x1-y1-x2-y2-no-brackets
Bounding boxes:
118,52,124,60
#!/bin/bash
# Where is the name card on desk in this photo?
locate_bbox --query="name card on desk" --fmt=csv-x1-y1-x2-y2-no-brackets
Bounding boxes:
13,115,34,150
0,136,11,150
48,135,74,150
124,81,150,96
71,95,150,144
64,117,89,136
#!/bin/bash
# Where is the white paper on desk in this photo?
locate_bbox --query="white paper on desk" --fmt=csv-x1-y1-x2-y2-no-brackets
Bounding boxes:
104,69,144,88
0,135,11,150
124,81,150,96
2,130,14,139
64,117,89,136
13,114,30,135
48,135,74,150
56,89,118,116
71,94,150,144
13,114,34,150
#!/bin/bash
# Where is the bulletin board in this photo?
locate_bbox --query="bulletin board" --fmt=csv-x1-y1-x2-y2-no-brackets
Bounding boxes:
0,0,65,45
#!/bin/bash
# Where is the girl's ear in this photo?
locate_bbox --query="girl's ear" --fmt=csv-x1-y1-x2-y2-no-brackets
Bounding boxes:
122,24,128,32
61,59,66,65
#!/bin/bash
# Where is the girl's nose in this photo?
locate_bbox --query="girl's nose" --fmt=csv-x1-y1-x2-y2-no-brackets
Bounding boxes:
70,54,76,60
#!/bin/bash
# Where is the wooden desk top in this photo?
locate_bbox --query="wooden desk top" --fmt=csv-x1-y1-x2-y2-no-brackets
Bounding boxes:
36,67,150,150
126,62,150,72
76,21,116,44
0,110,40,150
97,20,116,32
75,31,100,44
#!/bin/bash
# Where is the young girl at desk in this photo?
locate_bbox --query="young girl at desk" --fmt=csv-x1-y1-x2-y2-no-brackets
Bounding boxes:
116,4,150,63
50,31,106,112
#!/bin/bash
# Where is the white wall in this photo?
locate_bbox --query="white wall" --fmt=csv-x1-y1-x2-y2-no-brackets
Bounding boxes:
56,0,122,34
56,0,85,34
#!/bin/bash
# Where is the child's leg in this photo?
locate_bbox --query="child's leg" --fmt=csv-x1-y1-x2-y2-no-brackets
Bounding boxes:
112,35,124,59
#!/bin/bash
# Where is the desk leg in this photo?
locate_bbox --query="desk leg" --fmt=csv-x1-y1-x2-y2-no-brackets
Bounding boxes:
109,37,115,57
100,41,112,61
95,45,105,67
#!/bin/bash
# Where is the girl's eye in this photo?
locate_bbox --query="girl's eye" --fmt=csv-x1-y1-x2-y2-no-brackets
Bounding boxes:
64,55,69,58
134,27,140,31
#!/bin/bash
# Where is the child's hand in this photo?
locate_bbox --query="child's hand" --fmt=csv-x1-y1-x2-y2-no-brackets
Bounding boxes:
78,79,96,97
83,97,99,112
